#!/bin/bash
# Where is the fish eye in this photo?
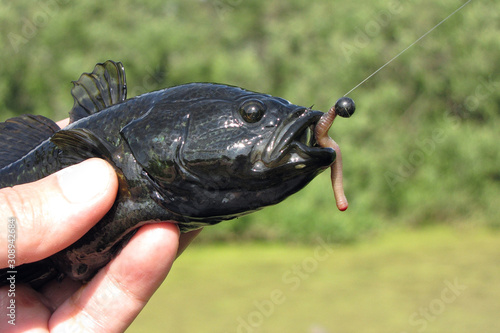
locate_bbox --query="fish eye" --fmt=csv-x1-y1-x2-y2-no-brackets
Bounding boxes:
239,100,266,123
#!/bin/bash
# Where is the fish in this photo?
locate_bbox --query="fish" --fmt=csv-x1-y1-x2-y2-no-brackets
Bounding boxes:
0,60,348,287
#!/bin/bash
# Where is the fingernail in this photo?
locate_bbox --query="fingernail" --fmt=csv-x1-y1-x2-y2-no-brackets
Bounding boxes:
57,159,112,203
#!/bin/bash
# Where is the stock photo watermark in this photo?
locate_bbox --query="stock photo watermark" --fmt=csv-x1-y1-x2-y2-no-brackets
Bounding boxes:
128,64,167,98
5,217,17,326
7,0,73,53
384,125,447,192
341,0,410,63
464,74,499,114
343,0,474,96
401,277,467,332
211,0,243,20
236,236,334,333
384,73,499,191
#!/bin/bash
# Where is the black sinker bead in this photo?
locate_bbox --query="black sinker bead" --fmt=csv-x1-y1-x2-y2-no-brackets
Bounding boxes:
335,97,356,118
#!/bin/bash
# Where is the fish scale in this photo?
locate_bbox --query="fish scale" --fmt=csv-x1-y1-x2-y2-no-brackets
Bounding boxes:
0,60,341,288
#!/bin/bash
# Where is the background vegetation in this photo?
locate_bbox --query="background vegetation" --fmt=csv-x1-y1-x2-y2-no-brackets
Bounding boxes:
1,0,498,242
1,0,498,331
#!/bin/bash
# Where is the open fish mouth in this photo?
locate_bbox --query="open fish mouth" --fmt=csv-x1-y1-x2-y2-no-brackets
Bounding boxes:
259,108,336,170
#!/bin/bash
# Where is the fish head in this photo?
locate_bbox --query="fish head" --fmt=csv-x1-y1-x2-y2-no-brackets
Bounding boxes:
121,84,336,223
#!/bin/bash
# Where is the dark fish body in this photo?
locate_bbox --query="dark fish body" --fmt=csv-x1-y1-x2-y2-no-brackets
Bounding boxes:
0,61,335,287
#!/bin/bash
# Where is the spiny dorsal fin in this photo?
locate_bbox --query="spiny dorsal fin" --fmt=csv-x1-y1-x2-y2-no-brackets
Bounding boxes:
70,60,127,123
0,115,60,169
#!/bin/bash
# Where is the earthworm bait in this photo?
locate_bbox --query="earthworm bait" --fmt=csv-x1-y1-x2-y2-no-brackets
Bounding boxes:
314,97,356,211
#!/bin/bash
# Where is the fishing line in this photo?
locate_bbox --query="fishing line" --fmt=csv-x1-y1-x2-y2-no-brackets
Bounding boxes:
343,0,474,97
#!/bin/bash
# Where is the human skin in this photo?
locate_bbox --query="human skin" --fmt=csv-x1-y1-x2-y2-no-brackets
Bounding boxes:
0,118,201,332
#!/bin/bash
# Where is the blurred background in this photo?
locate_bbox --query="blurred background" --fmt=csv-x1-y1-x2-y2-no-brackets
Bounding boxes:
1,0,499,332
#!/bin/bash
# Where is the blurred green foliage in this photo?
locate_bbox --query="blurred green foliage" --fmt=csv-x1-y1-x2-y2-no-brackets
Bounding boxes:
1,0,498,242
128,227,500,332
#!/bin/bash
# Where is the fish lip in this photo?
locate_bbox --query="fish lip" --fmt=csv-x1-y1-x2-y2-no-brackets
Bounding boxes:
260,108,336,169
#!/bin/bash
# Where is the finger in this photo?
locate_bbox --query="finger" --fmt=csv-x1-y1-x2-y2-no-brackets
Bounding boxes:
39,277,83,312
0,159,118,266
56,118,70,128
41,225,201,310
0,284,50,332
177,227,203,258
49,223,180,333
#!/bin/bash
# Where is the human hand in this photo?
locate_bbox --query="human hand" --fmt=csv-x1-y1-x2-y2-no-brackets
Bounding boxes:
0,156,201,332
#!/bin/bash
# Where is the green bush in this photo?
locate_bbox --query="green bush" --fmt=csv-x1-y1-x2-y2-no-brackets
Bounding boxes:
1,0,498,242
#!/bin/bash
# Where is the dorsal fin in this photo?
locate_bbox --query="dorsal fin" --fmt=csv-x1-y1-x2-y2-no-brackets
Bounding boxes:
70,60,127,123
0,115,60,169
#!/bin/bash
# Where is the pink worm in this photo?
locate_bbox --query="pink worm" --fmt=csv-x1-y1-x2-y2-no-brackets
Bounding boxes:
314,105,348,211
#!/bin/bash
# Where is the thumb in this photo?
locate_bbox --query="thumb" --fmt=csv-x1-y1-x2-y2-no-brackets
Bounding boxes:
0,158,118,267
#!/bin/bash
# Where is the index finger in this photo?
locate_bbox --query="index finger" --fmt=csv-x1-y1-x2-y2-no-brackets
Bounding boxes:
56,118,70,128
0,159,118,266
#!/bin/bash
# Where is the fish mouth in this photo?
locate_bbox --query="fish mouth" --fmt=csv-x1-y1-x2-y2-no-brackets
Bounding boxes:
258,108,336,171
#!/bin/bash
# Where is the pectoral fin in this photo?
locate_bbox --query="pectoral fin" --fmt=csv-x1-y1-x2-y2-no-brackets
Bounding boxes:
51,128,115,163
